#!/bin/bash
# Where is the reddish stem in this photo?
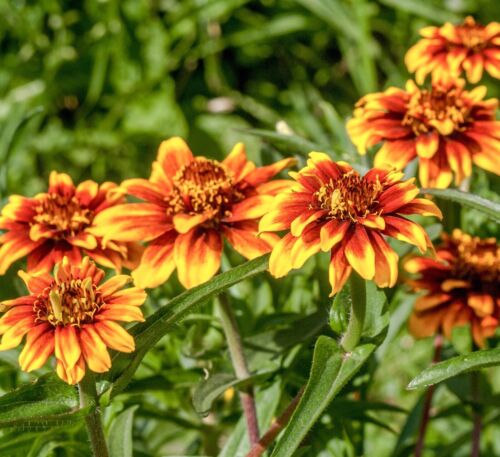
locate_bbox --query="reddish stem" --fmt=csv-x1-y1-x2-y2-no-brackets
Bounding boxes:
246,388,304,457
414,334,443,457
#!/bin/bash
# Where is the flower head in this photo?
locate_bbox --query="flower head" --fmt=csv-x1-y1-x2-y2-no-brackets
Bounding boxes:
405,230,500,347
406,17,500,83
0,172,142,274
0,256,146,384
347,79,499,188
90,137,295,289
259,153,442,295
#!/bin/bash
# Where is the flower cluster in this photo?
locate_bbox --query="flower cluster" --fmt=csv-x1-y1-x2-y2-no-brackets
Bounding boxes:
348,17,500,189
0,17,498,388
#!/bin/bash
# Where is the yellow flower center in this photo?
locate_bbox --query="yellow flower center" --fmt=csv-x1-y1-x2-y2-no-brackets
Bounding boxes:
314,171,383,221
34,276,103,327
402,85,471,136
33,194,92,239
168,158,243,220
450,232,500,286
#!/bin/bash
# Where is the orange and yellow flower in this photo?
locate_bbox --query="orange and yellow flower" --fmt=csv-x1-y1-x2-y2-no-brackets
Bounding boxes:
90,137,295,289
0,256,146,384
259,153,442,295
405,17,500,84
0,172,142,274
347,78,499,188
405,229,499,347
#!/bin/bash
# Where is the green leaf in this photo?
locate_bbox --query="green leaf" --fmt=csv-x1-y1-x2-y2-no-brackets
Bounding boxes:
0,374,84,429
193,371,274,416
378,0,461,22
106,255,269,397
421,188,500,223
408,348,500,390
239,128,334,157
270,336,375,457
108,405,138,457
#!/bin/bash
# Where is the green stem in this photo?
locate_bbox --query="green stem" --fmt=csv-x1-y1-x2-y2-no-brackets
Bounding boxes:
341,272,367,352
79,374,109,457
218,293,260,445
471,371,482,457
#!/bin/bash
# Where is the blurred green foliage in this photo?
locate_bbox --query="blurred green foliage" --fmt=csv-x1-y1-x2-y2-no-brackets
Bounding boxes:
0,0,500,456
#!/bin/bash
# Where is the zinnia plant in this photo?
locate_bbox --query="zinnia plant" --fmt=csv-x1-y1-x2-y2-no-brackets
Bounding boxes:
90,137,295,288
0,256,146,384
260,153,442,295
405,17,500,83
406,229,499,347
0,6,499,457
0,172,142,274
347,78,500,188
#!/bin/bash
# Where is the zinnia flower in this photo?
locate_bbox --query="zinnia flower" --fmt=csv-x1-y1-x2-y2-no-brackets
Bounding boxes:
259,153,442,295
0,172,142,274
0,256,146,384
347,79,500,188
405,17,500,84
405,229,499,347
90,137,295,289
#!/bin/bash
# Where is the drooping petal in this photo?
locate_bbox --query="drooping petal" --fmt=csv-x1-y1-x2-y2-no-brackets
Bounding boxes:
344,226,376,280
222,222,277,260
328,244,352,296
132,231,177,289
79,326,112,373
174,228,223,288
94,321,135,352
54,326,81,371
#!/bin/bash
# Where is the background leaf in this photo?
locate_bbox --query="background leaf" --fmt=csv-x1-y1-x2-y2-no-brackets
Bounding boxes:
408,348,500,390
270,336,376,457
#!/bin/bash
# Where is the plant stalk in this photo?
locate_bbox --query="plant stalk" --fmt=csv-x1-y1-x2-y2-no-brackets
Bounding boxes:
79,373,109,457
414,333,443,457
218,293,260,445
471,371,482,457
341,272,367,352
246,387,304,457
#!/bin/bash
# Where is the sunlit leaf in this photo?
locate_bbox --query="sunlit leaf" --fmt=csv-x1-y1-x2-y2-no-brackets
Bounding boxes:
270,336,375,457
421,188,500,223
408,348,500,390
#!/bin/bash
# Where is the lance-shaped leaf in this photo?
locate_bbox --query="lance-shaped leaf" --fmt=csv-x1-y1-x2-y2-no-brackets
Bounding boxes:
240,128,335,157
420,188,500,223
0,374,85,429
105,254,269,397
108,405,138,457
270,336,375,457
408,348,500,390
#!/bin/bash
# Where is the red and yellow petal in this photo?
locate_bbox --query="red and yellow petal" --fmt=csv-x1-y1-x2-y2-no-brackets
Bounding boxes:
132,232,177,289
94,321,135,353
80,326,112,373
19,325,54,372
90,203,172,243
344,226,376,280
174,228,223,288
328,245,352,296
222,222,277,260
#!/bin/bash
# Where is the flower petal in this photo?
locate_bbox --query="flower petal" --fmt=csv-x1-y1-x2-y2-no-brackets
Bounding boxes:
132,231,177,289
174,228,223,288
344,226,375,280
